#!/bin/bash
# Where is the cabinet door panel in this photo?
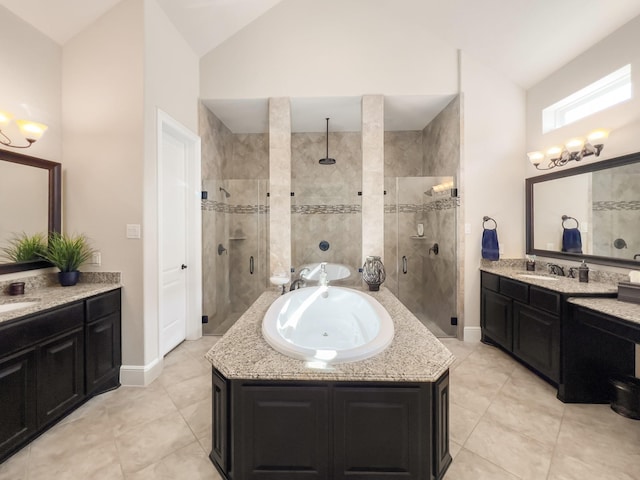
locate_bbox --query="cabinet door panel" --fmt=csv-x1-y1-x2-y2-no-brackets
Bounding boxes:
238,385,329,479
513,304,559,382
333,387,422,479
481,289,513,350
0,349,36,457
37,328,84,426
211,370,228,473
86,312,121,395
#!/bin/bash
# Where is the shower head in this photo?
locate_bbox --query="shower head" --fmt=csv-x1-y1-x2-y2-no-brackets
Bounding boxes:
319,117,336,165
219,187,231,198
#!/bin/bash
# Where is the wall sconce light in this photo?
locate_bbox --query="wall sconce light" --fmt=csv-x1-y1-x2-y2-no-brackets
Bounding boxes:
527,130,608,170
0,110,48,149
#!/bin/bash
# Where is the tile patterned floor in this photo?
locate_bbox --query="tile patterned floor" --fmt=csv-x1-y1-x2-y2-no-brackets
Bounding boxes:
1,336,638,479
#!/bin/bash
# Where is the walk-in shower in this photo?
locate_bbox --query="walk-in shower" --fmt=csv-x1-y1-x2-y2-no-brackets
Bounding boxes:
384,176,458,337
202,179,268,335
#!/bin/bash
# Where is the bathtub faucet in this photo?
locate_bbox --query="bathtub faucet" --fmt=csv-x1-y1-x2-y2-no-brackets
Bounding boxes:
290,267,311,291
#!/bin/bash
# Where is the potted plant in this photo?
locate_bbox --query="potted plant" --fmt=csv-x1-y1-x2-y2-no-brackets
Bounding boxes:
41,232,95,286
1,232,48,262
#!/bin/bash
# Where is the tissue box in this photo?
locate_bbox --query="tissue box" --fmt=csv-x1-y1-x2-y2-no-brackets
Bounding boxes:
618,282,640,304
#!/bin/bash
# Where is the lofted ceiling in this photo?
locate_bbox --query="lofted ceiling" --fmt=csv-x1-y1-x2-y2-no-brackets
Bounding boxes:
2,0,640,132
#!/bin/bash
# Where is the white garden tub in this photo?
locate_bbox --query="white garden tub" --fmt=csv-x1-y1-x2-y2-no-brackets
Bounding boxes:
262,286,394,364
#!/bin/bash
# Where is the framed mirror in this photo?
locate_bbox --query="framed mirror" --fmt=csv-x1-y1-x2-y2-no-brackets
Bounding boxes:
0,149,61,274
526,151,640,268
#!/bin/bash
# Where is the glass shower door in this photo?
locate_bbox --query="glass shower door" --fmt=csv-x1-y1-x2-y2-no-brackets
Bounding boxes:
385,176,457,337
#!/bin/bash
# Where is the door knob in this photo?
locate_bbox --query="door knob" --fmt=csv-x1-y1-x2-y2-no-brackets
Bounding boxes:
181,264,188,270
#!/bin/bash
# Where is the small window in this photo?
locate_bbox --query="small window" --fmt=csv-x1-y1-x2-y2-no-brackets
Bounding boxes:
542,64,632,133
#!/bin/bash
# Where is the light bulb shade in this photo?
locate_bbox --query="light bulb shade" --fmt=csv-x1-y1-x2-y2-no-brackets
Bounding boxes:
0,111,14,128
587,130,609,144
565,138,584,151
16,120,48,142
527,151,544,165
546,146,562,158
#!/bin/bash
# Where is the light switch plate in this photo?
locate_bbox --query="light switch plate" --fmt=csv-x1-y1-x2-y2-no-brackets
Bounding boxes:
464,223,471,234
91,252,101,266
126,224,141,239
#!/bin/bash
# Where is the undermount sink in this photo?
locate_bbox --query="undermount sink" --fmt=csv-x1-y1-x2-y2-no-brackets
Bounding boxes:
0,301,38,313
517,274,558,281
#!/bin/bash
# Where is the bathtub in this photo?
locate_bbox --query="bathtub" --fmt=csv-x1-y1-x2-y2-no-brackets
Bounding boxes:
262,286,394,364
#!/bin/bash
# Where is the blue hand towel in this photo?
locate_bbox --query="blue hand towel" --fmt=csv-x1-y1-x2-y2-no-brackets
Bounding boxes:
562,228,582,253
482,228,500,261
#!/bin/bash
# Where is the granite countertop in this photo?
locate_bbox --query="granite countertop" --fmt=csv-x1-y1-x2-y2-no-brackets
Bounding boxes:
480,265,618,295
205,287,455,383
568,297,640,326
0,273,121,324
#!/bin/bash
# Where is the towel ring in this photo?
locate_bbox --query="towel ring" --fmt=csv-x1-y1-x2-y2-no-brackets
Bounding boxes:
482,216,497,230
561,215,579,229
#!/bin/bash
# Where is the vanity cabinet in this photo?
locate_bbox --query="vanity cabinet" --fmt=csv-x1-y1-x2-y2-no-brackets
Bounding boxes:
481,272,561,383
0,289,121,462
563,304,638,403
85,290,121,396
211,370,451,480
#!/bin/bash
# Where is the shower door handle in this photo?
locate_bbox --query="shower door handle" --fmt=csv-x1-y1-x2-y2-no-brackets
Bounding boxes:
249,256,254,275
402,256,408,274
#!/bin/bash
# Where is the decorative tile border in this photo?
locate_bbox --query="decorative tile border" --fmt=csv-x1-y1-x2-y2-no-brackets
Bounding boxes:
385,198,457,214
201,200,268,214
593,200,640,211
292,204,361,214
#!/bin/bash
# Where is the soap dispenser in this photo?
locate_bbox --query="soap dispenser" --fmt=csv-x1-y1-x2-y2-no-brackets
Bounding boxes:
578,260,589,283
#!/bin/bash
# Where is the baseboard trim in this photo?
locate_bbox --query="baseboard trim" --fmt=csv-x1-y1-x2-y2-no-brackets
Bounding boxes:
464,326,482,342
119,357,164,387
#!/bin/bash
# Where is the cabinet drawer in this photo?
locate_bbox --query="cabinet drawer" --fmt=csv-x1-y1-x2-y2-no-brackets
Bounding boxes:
499,277,529,303
481,272,499,292
86,289,121,322
0,303,84,356
530,287,561,315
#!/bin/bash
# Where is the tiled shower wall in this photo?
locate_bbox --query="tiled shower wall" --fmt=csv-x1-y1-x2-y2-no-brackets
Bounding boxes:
291,132,362,286
592,162,640,260
384,96,460,337
200,104,269,334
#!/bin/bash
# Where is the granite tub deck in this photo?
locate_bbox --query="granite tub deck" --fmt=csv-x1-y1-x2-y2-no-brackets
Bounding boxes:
0,273,122,324
205,286,455,381
206,287,455,480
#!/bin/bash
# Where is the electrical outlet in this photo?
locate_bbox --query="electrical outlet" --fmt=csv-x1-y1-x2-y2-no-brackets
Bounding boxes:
91,252,101,266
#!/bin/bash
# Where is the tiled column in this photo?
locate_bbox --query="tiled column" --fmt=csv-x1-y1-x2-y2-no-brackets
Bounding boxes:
361,95,385,261
269,97,292,276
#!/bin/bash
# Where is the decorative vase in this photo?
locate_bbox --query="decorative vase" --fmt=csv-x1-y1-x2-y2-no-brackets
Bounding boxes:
58,271,80,287
362,256,386,291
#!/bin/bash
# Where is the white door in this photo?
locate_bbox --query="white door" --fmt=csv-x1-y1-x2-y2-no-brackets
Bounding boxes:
159,128,189,355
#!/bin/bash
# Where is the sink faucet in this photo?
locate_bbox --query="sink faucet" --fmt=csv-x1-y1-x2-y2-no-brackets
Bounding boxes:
634,254,640,260
319,262,329,287
548,263,565,276
289,267,310,291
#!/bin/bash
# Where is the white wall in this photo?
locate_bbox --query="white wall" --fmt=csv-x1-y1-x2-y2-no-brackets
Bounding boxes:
63,0,200,383
460,52,527,339
0,6,62,161
526,15,640,176
142,0,200,369
200,0,458,100
62,0,146,367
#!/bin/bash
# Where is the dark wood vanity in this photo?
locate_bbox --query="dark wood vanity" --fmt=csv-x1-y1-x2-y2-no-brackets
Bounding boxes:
211,370,451,480
480,269,640,403
0,288,121,462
